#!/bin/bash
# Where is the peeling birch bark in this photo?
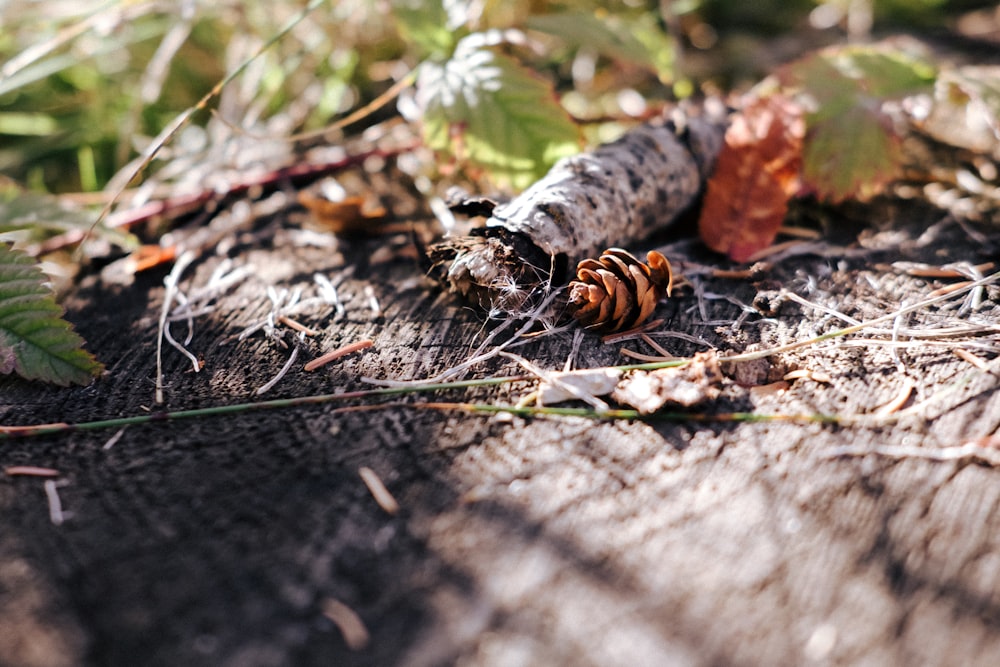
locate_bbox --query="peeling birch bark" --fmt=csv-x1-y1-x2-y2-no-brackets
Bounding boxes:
428,103,729,314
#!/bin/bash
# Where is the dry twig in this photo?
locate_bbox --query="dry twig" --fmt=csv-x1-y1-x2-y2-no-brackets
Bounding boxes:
321,598,371,651
358,466,400,516
4,466,60,477
304,340,374,372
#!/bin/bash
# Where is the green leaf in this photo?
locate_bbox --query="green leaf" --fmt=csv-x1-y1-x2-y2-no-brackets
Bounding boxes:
416,37,581,189
784,45,934,116
392,0,464,59
0,243,103,386
527,10,675,81
0,189,136,249
781,44,935,202
802,105,901,201
0,112,59,136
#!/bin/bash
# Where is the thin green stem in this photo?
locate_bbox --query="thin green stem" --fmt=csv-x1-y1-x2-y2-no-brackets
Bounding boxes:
0,375,527,440
414,401,843,424
7,268,996,440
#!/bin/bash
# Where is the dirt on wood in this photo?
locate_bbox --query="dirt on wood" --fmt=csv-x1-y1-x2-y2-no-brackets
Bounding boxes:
2,166,1000,667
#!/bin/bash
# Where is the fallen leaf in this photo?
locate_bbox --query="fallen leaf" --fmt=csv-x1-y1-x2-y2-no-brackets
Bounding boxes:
780,44,934,201
613,351,723,414
917,65,1000,160
802,103,902,201
698,94,805,262
127,244,177,273
298,191,387,236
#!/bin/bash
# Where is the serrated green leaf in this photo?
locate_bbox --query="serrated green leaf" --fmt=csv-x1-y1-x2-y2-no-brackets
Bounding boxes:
416,39,581,189
781,44,934,202
845,50,936,98
527,10,674,81
0,243,103,386
0,190,137,249
784,46,934,117
802,105,901,202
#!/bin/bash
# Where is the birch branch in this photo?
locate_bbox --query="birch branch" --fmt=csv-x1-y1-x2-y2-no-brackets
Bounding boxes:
427,102,729,314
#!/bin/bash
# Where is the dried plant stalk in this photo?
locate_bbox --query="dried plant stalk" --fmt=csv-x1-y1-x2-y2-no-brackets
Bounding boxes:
428,103,728,313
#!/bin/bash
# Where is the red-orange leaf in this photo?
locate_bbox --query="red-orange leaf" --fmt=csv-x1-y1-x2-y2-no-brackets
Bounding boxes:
698,94,805,262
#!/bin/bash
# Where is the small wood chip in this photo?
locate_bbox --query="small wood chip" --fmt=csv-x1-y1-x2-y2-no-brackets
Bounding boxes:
534,367,622,407
126,244,178,273
613,350,723,413
783,369,831,383
298,191,387,236
304,339,374,371
749,380,790,399
4,466,60,477
321,598,370,650
358,466,399,515
927,280,972,298
277,315,319,336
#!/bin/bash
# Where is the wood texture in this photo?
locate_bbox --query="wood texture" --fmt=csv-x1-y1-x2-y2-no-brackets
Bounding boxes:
2,196,1000,666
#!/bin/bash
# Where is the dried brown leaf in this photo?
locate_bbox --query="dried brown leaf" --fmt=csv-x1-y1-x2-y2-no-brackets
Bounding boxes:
613,350,724,414
698,95,805,262
298,192,387,236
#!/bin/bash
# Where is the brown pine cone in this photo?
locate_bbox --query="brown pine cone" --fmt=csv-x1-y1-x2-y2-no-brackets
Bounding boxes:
567,248,673,333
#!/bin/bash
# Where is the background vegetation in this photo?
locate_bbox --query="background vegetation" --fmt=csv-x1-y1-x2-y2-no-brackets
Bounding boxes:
2,0,992,194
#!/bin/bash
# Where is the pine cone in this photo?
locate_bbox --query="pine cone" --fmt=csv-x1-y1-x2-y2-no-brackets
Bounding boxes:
567,248,673,333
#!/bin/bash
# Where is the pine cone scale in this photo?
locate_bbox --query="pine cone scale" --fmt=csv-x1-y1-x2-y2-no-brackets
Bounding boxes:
567,248,673,333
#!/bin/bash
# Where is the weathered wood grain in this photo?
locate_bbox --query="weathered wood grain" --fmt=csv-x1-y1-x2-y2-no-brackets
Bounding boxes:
2,198,1000,667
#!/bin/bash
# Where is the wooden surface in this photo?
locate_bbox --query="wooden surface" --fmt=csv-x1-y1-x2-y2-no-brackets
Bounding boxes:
2,198,1000,667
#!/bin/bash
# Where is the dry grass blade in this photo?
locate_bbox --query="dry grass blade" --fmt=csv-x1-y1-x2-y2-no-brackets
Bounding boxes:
719,269,1000,365
255,334,304,396
156,250,197,404
358,466,400,516
85,0,328,251
821,441,1000,466
0,3,157,84
875,381,915,416
44,479,68,526
4,466,60,477
321,598,371,651
953,348,990,370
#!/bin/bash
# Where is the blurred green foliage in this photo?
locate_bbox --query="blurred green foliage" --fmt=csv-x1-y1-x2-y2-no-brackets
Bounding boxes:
0,0,993,194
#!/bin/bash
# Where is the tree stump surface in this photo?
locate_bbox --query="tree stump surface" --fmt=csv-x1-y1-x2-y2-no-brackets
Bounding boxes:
2,193,1000,667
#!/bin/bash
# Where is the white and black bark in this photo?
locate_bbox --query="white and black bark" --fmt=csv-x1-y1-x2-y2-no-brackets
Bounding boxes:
427,103,729,314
